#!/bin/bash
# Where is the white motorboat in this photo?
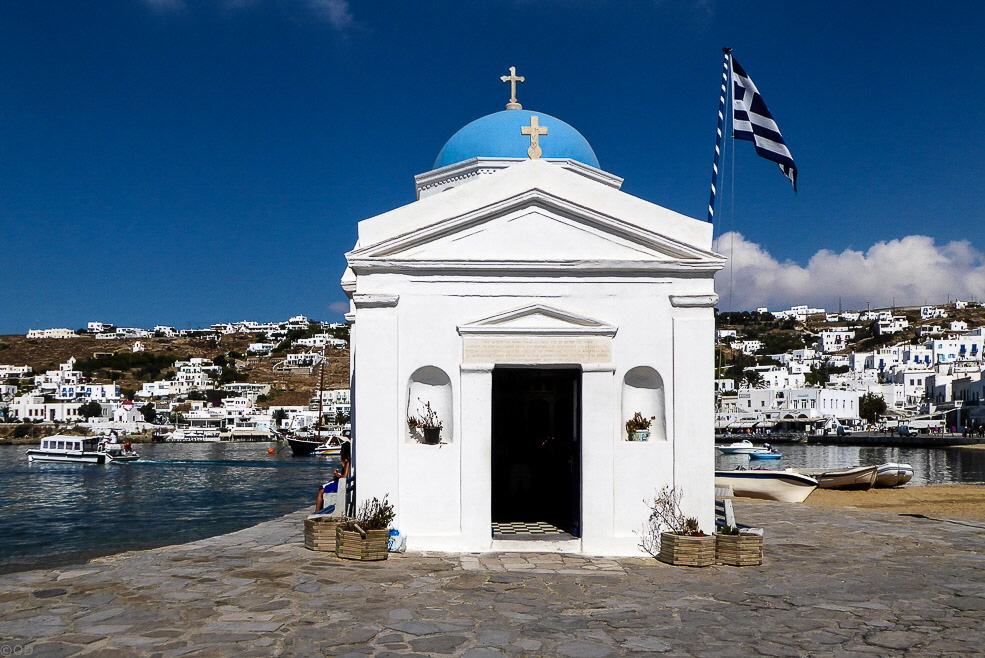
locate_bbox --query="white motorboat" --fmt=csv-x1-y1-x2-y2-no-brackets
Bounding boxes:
27,435,107,464
101,442,140,463
715,468,818,503
874,463,914,488
717,439,771,455
160,429,222,442
314,434,345,456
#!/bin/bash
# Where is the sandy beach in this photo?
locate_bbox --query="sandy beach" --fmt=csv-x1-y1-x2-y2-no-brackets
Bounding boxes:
804,483,985,522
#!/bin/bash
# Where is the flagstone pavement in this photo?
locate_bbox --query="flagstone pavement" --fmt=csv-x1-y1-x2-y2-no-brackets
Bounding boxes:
2,499,984,657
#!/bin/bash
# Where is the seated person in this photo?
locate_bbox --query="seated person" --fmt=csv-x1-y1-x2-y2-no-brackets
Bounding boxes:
315,441,351,513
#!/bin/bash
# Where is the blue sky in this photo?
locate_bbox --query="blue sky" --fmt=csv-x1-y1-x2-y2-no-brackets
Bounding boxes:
3,1,984,333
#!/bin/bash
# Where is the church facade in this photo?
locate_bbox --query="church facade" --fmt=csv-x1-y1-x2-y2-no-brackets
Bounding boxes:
341,80,725,555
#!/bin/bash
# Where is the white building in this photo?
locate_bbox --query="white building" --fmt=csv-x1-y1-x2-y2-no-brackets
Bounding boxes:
921,306,948,320
285,315,310,330
815,328,855,353
876,316,909,335
137,381,176,398
9,394,95,422
26,328,77,339
341,102,724,555
0,365,32,379
154,326,178,337
247,342,277,355
736,340,763,355
740,387,861,421
950,321,969,332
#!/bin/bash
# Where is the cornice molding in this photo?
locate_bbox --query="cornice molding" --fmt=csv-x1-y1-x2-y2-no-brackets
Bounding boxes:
352,293,399,309
670,294,720,308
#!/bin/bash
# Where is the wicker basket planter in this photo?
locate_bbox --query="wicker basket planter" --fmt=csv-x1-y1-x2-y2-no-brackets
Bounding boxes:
716,532,763,566
336,526,390,561
303,517,340,552
658,532,715,567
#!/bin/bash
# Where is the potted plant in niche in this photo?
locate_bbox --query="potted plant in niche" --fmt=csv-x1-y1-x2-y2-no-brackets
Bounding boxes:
626,412,655,441
336,495,395,561
408,401,443,444
639,485,715,567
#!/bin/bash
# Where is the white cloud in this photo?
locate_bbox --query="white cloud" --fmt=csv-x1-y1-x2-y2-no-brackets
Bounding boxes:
712,232,985,312
140,0,186,12
307,0,354,30
328,301,350,315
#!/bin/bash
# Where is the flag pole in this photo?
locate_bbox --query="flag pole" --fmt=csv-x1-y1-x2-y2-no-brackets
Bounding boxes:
710,48,733,394
707,47,732,225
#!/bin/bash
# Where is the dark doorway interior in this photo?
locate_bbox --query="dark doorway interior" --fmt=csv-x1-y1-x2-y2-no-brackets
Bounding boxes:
491,367,581,537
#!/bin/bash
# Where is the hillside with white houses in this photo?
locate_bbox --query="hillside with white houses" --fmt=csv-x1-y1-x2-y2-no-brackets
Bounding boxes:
716,301,985,434
0,315,350,441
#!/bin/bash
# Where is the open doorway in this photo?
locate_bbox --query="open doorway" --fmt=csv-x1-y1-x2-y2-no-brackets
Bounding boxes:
491,367,581,538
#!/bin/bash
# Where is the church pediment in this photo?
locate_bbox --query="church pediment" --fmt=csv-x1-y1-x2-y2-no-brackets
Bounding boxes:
458,304,617,337
346,189,725,274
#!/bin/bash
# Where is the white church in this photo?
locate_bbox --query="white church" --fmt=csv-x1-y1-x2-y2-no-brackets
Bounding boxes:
341,70,725,556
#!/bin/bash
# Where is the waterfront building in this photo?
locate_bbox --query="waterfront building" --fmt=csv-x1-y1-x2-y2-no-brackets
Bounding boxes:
341,88,724,554
739,387,861,422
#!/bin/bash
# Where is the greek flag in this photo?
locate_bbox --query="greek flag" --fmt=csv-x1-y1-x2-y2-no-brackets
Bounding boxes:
731,57,798,191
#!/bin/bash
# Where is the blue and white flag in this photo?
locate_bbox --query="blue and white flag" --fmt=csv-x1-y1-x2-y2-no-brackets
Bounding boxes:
731,57,798,191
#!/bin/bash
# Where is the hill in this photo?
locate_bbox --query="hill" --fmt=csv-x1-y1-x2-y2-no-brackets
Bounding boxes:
0,334,349,406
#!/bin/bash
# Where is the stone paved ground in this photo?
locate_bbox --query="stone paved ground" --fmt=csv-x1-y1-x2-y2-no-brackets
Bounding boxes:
2,500,984,657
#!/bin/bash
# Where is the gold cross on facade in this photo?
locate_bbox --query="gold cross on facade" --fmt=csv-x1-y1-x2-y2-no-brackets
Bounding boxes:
521,115,548,159
500,66,525,110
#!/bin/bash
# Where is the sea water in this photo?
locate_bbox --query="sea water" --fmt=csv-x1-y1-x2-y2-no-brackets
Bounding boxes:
716,443,985,486
0,442,335,574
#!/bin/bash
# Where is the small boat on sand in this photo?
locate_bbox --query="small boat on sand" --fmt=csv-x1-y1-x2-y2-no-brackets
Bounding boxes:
793,465,877,490
717,440,771,455
715,468,818,503
874,463,914,488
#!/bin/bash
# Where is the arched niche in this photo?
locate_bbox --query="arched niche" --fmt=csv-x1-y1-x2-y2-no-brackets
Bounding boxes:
407,366,453,444
621,366,666,441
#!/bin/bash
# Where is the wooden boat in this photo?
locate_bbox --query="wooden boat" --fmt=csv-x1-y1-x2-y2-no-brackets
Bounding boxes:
715,469,818,503
874,463,914,488
287,436,321,456
793,465,878,490
27,435,106,464
717,440,771,455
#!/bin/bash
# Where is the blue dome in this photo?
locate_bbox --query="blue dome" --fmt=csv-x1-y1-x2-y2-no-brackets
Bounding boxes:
433,109,600,170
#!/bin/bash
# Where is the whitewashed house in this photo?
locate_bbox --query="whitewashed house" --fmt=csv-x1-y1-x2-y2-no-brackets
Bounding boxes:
815,328,855,353
921,306,948,320
26,328,77,339
341,101,724,555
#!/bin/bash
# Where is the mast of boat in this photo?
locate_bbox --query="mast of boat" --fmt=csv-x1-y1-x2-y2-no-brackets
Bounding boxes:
315,346,326,442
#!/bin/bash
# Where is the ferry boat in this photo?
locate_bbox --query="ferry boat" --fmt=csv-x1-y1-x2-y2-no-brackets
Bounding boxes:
27,435,108,464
